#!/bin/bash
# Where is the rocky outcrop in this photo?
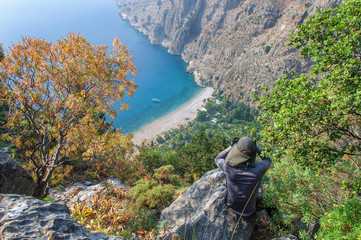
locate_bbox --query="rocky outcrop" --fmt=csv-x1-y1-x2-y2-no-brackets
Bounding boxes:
0,148,36,196
117,0,344,104
0,194,123,240
48,177,128,210
160,169,257,239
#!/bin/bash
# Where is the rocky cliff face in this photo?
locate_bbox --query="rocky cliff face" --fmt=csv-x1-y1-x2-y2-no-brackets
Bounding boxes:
117,0,343,104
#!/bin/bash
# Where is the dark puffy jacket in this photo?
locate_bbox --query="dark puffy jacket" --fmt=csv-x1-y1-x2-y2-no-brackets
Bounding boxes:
215,146,272,217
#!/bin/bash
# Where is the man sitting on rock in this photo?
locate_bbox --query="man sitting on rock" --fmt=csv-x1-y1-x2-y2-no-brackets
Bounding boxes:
215,137,272,218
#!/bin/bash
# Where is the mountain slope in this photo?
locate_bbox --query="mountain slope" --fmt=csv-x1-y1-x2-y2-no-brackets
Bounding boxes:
117,0,343,104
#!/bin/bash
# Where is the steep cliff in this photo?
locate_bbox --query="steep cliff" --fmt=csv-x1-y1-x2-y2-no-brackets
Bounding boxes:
117,0,343,104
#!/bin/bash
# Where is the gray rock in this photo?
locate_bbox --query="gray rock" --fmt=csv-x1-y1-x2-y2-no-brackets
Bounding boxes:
255,209,271,225
48,177,128,210
0,149,36,196
250,209,274,239
272,234,298,240
0,194,123,240
160,169,257,240
105,177,127,189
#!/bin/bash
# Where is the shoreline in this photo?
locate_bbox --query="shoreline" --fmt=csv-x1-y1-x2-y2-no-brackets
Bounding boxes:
132,87,214,145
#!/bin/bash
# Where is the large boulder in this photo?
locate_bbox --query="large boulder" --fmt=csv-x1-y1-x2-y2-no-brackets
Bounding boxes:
0,194,123,240
160,169,257,240
0,148,36,195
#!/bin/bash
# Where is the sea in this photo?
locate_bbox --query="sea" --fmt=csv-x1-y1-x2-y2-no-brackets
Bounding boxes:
0,0,202,133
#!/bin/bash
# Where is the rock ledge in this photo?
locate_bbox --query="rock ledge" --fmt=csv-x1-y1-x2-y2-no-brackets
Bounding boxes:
0,194,123,240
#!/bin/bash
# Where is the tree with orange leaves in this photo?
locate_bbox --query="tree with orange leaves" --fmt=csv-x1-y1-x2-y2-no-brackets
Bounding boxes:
0,33,137,198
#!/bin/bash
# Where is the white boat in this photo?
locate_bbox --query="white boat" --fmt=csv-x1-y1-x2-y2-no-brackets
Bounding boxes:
152,98,160,103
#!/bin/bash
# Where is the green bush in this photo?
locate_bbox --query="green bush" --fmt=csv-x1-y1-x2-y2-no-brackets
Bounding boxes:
136,147,178,175
262,158,351,227
129,165,177,209
153,164,179,185
316,199,361,240
127,208,157,233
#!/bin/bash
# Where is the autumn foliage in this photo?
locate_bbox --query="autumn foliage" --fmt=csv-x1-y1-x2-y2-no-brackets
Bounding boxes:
0,33,137,198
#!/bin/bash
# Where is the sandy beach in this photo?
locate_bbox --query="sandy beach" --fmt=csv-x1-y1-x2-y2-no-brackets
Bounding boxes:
132,87,214,145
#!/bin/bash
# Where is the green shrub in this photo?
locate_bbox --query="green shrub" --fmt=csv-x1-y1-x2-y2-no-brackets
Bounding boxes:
137,147,178,175
129,165,177,209
262,158,348,227
316,199,361,240
153,165,179,185
127,208,157,233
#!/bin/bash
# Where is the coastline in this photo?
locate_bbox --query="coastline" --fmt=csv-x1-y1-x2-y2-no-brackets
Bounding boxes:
118,4,214,145
132,87,214,145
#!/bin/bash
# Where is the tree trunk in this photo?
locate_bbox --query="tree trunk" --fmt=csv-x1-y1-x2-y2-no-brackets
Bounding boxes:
33,167,53,199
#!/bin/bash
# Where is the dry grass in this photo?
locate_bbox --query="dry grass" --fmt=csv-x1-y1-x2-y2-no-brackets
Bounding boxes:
71,187,132,235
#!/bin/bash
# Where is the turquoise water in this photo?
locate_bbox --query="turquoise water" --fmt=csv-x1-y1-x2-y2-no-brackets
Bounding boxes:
0,0,201,133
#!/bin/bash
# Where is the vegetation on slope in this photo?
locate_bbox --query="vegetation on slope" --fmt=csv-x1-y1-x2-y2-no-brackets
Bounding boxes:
256,1,361,238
